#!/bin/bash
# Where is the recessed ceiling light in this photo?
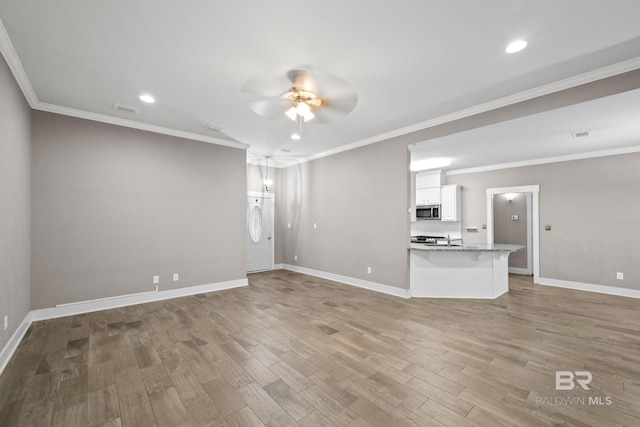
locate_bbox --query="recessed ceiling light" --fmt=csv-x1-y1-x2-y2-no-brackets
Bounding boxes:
291,133,301,140
506,40,527,53
139,94,155,103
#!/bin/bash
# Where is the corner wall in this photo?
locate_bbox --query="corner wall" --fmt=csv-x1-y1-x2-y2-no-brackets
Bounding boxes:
0,53,31,350
279,139,411,290
31,111,248,309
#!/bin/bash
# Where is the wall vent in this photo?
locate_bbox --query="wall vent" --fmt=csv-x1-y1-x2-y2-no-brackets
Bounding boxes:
572,130,590,138
113,103,140,114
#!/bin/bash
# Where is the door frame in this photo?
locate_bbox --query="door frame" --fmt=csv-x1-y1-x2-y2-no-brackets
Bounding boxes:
247,191,275,271
486,185,539,282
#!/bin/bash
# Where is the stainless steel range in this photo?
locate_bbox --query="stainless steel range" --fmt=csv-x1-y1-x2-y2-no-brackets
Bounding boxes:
410,235,444,245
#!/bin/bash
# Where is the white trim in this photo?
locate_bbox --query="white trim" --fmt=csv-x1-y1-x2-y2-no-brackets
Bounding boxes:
0,18,38,107
34,102,249,150
0,18,248,150
247,192,276,272
273,263,286,270
0,312,34,376
508,267,531,275
30,279,248,322
486,185,540,282
280,264,411,299
269,59,640,168
538,277,640,299
3,13,640,165
447,144,640,175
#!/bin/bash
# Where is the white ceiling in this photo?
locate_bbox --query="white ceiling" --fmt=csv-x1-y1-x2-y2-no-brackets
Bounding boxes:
1,1,640,166
411,87,640,173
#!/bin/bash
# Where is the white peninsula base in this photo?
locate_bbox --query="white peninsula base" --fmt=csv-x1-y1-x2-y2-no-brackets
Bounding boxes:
409,243,524,299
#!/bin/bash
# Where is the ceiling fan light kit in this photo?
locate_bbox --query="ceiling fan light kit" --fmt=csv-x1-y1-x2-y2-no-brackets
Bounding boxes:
281,87,321,122
244,68,358,128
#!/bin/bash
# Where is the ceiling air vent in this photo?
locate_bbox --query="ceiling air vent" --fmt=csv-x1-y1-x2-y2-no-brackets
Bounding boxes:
572,130,590,138
113,103,140,114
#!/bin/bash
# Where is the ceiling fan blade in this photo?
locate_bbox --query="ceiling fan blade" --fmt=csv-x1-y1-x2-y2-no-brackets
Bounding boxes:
249,99,285,119
286,68,317,92
322,93,358,114
310,93,358,123
242,72,291,97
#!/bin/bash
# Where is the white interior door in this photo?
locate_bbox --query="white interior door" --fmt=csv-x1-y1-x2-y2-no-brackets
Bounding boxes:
247,195,273,272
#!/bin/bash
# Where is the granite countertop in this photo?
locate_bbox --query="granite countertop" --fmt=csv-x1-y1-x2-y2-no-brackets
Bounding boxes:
409,243,524,252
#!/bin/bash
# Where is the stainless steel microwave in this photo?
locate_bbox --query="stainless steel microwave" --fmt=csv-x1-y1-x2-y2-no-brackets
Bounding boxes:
416,204,440,220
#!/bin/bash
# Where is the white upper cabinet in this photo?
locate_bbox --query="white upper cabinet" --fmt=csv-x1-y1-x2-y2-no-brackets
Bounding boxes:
416,187,440,205
440,184,461,222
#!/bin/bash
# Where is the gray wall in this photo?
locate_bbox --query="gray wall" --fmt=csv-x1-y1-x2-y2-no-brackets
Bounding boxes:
447,152,640,290
268,70,640,292
493,193,528,269
0,53,31,349
279,139,411,289
31,111,247,309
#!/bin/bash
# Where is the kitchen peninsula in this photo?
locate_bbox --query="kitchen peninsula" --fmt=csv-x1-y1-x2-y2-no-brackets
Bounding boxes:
409,243,523,298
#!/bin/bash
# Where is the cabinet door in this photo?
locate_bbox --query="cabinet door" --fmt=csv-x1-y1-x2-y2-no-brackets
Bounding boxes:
425,187,441,204
441,184,461,221
416,189,428,205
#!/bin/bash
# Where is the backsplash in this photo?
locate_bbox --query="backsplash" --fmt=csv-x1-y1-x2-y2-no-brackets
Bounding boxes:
411,220,462,239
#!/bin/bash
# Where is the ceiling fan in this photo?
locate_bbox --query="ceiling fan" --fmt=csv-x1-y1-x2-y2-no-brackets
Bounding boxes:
243,68,358,124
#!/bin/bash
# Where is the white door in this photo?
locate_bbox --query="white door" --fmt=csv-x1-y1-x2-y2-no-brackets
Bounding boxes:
247,196,273,272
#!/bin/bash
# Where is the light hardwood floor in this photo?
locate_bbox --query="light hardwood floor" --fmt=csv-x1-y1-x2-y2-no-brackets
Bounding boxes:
1,270,639,426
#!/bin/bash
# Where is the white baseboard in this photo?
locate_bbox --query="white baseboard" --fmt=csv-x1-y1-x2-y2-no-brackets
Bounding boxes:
0,312,34,377
280,264,411,299
537,277,640,299
30,278,248,321
508,267,531,275
0,278,248,377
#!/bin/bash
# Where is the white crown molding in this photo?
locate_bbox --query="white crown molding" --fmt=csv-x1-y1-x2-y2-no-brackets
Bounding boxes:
246,156,294,168
287,57,640,167
3,14,640,163
446,144,640,175
1,18,248,150
0,17,38,107
34,101,249,150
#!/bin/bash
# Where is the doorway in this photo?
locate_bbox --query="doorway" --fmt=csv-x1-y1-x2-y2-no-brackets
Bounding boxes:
486,185,539,282
247,192,274,272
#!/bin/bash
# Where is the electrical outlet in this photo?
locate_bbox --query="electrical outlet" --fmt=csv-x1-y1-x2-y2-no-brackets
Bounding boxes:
313,223,317,229
367,267,372,274
294,255,298,261
287,222,291,228
153,275,159,284
4,315,7,331
173,273,179,282
616,272,624,280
